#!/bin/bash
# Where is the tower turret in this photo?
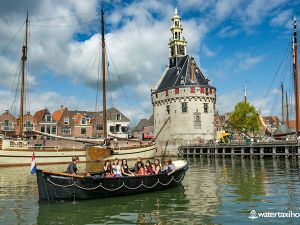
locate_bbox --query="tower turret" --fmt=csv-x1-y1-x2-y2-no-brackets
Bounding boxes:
168,8,187,67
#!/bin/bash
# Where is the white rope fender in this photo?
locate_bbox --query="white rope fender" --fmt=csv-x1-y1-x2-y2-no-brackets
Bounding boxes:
46,172,185,191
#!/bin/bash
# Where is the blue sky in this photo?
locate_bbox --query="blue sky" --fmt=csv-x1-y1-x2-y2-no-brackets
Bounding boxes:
0,0,300,125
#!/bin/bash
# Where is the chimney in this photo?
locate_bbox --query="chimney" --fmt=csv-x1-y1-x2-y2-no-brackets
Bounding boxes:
61,105,64,109
5,110,9,113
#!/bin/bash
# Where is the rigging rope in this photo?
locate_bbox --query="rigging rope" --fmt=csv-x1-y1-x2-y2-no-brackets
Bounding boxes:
11,66,22,115
107,60,114,109
0,22,25,57
95,45,101,113
30,19,98,28
258,42,291,113
105,45,137,121
269,49,292,117
31,11,96,22
62,42,100,108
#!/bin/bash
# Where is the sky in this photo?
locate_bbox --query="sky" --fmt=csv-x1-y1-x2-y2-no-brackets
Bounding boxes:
0,0,300,126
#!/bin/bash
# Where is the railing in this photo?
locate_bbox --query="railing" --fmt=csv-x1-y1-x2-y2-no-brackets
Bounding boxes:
183,140,299,148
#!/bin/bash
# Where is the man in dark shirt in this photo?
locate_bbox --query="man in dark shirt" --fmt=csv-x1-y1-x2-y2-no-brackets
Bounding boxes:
67,156,79,174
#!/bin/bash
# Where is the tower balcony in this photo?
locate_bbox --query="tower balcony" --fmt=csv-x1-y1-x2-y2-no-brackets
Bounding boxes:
169,37,186,42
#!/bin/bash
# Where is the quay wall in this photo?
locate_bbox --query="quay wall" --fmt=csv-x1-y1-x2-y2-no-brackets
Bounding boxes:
178,142,300,157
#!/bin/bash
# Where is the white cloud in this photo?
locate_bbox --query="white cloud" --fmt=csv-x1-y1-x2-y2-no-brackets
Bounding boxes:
0,90,92,116
238,53,264,70
270,9,292,28
217,26,240,38
202,44,216,57
214,0,243,21
217,88,278,116
242,0,288,26
217,90,242,113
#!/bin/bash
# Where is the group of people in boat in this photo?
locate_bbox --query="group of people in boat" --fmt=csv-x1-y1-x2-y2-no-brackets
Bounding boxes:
66,156,176,177
103,157,176,177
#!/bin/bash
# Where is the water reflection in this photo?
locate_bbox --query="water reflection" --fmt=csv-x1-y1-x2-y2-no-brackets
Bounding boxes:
37,185,189,225
1,157,300,224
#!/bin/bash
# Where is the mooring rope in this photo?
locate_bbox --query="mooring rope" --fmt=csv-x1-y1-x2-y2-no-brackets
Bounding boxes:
46,172,185,191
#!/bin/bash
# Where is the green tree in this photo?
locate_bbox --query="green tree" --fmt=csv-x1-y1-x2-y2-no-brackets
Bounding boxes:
228,102,260,134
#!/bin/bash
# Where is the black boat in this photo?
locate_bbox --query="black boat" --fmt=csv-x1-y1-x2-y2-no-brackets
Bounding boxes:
36,160,189,201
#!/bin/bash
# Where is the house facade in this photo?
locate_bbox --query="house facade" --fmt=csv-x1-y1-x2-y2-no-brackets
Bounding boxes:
34,108,57,140
52,106,74,137
72,112,93,138
91,114,104,138
15,112,37,139
106,107,130,138
0,110,17,136
0,107,129,140
132,119,148,139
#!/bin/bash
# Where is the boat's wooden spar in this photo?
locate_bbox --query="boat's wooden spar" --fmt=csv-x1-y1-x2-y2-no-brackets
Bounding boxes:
31,131,104,144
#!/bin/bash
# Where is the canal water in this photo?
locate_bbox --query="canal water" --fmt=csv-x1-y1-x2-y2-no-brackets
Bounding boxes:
1,157,300,224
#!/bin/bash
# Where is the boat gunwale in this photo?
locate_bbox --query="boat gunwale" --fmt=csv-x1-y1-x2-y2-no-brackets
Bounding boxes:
0,149,86,152
90,143,156,151
38,160,189,180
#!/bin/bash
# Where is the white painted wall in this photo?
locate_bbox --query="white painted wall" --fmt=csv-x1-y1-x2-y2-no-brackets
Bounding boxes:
152,87,216,155
107,121,129,139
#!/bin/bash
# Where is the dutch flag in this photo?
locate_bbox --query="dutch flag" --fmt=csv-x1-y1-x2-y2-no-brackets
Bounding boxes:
31,152,37,175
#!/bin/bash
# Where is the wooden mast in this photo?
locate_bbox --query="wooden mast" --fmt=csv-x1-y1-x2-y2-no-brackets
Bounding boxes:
101,8,107,140
243,82,247,103
20,11,29,139
293,16,300,135
281,82,285,124
286,91,290,128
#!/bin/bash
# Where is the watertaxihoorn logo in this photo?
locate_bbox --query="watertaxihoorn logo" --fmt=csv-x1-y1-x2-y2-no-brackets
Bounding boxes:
248,210,300,219
249,210,258,220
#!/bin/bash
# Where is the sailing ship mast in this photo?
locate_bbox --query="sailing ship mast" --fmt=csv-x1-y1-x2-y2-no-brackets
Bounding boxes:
243,81,247,103
101,8,107,140
20,12,29,139
286,91,290,128
281,82,285,124
293,16,299,135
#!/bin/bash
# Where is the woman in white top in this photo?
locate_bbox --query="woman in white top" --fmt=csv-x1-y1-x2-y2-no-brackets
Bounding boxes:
115,161,122,177
112,158,122,177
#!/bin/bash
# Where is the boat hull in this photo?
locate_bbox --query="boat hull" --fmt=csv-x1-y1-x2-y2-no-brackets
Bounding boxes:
0,149,86,167
36,160,189,201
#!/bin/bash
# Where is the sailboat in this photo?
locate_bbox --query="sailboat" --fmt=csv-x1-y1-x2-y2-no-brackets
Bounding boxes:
0,13,86,166
0,8,159,166
85,9,157,162
273,82,293,139
259,16,300,139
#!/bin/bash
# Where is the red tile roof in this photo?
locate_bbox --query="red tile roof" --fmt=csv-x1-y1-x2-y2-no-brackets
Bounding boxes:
34,109,47,122
73,113,83,125
52,108,65,122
